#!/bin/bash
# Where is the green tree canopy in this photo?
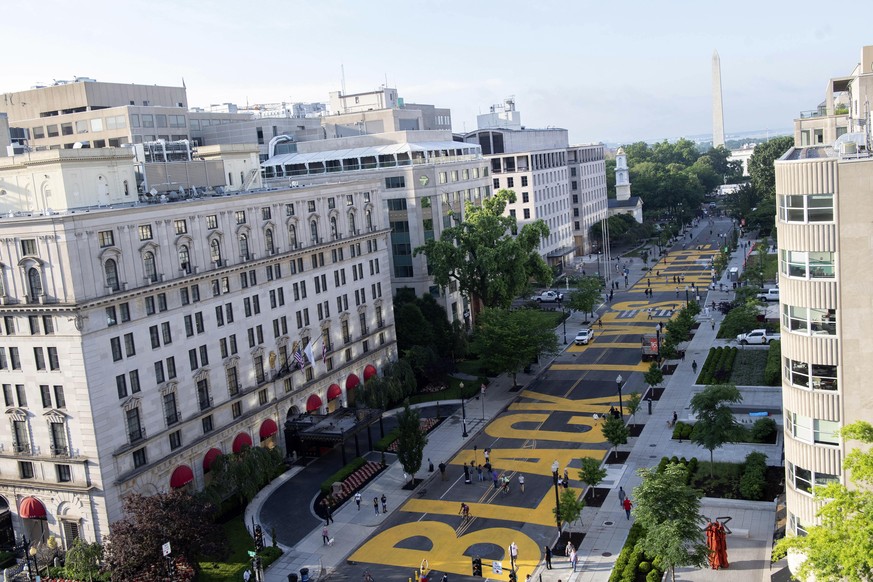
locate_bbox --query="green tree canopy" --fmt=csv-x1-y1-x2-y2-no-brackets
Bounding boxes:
396,403,428,483
601,414,629,454
65,538,104,582
644,361,664,388
633,464,709,582
471,308,558,387
748,136,793,200
414,189,551,311
554,487,585,528
394,302,433,353
567,276,604,317
689,383,743,475
774,422,873,582
577,457,608,502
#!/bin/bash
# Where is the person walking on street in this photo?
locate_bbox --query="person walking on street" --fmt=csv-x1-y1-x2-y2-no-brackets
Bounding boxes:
492,471,499,490
322,525,330,545
381,494,388,513
544,544,553,569
354,492,362,510
325,503,334,524
518,474,525,493
243,569,251,582
373,497,379,516
476,464,483,481
483,448,490,463
570,549,578,572
565,541,575,557
439,462,447,481
711,319,715,330
618,486,626,507
623,497,633,520
692,359,698,374
509,541,518,569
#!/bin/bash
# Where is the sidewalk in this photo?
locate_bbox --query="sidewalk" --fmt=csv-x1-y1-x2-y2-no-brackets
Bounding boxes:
253,217,775,582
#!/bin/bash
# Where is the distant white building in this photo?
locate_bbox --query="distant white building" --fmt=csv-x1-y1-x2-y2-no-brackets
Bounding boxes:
607,147,643,223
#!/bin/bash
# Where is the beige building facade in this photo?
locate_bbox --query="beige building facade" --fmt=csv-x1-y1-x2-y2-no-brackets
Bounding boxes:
776,44,873,539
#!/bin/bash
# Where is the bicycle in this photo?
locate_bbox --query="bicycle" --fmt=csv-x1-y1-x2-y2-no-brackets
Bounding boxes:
363,569,374,582
501,477,511,495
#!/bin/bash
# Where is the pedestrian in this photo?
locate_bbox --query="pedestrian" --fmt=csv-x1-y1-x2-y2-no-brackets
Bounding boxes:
381,494,387,513
711,319,715,330
463,463,471,484
675,286,679,297
442,575,448,582
518,473,525,493
598,318,603,328
692,359,698,373
681,350,685,361
439,462,447,481
477,464,483,481
354,492,362,510
672,411,678,427
565,541,575,557
544,544,553,569
373,497,379,516
244,568,252,582
483,448,490,463
623,497,633,520
618,486,626,506
509,541,518,569
570,548,578,572
493,471,499,490
322,525,330,545
325,504,334,524
459,502,470,520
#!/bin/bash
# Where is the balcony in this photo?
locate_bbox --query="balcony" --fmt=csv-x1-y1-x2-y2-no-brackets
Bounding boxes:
50,445,70,457
12,443,30,455
198,395,214,411
166,412,179,426
128,426,146,444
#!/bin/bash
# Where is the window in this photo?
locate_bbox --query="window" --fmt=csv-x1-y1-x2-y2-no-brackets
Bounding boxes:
227,366,240,396
184,315,194,337
161,322,172,344
784,358,837,391
143,252,157,283
132,448,147,468
206,215,218,229
232,401,242,419
788,462,839,495
384,176,406,189
239,234,249,260
127,408,143,443
211,239,222,264
34,347,46,370
111,337,123,361
99,230,115,247
778,194,834,223
202,415,214,434
523,209,530,219
54,385,65,408
104,259,120,291
236,210,246,225
179,245,190,273
50,421,67,455
19,461,34,479
48,347,59,370
169,430,182,450
106,306,117,326
164,392,179,425
150,325,160,349
780,250,835,279
138,225,153,241
783,305,837,336
41,385,52,408
154,361,165,384
56,465,72,483
124,333,136,356
27,267,43,300
120,303,130,322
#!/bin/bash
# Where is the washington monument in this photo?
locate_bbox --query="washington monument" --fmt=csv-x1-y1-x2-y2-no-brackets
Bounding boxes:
712,50,725,147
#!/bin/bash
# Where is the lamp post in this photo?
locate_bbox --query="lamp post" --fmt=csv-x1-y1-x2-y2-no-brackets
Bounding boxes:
616,374,624,418
655,324,661,362
551,460,562,533
558,296,567,344
459,382,468,437
684,285,690,306
480,383,486,420
29,546,38,580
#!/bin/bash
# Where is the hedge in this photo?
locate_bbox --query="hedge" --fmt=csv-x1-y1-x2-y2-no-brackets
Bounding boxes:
739,451,768,500
764,341,781,385
657,456,698,485
320,457,366,495
607,522,663,582
697,346,738,385
671,421,694,441
374,428,400,452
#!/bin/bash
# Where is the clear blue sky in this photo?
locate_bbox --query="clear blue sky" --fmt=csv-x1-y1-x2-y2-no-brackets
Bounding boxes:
3,0,869,144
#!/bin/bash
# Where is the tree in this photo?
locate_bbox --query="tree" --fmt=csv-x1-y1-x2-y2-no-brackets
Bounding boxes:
577,457,608,502
394,302,433,353
103,490,227,581
748,136,793,201
774,421,873,582
689,383,743,476
567,276,604,319
626,392,643,425
644,362,663,388
471,308,558,387
396,403,427,485
64,538,104,582
601,414,629,456
414,189,551,311
201,446,285,508
553,488,585,529
716,299,760,339
633,464,709,582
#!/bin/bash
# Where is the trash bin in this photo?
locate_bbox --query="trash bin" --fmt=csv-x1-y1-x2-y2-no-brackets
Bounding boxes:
287,574,299,582
300,567,310,582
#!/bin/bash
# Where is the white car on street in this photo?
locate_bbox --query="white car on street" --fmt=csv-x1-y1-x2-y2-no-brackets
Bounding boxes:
575,328,594,345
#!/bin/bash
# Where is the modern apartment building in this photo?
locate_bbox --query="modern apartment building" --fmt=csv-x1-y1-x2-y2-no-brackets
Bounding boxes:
463,100,608,266
261,127,490,323
0,147,395,546
775,44,873,539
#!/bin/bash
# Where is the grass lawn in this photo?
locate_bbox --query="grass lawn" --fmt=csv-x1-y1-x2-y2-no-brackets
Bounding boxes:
729,349,769,385
197,516,252,582
408,376,480,405
455,357,488,378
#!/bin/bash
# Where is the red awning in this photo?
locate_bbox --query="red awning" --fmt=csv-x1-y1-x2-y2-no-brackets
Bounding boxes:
259,418,278,440
327,384,342,401
363,364,377,381
232,432,253,453
170,465,194,489
306,393,323,412
346,374,360,390
19,497,46,520
203,448,222,472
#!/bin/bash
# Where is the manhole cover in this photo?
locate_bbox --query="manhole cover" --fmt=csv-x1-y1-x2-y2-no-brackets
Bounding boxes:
604,521,614,526
602,552,613,557
649,444,656,447
649,455,657,458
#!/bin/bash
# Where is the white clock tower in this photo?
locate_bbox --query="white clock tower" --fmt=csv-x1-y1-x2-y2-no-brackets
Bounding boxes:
615,146,632,201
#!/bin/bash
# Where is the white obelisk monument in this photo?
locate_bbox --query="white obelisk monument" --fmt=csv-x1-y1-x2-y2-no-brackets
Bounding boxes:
712,50,725,148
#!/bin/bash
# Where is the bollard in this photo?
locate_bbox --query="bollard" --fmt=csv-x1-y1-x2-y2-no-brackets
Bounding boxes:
647,397,652,415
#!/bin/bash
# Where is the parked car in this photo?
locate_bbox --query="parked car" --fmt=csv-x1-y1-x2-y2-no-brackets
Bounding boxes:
756,288,780,302
575,328,594,345
736,329,781,345
533,290,564,303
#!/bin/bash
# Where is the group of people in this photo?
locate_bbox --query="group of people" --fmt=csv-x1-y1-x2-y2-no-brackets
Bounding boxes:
351,491,388,516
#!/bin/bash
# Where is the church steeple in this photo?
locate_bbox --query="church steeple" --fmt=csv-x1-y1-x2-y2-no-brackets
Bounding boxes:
615,146,632,201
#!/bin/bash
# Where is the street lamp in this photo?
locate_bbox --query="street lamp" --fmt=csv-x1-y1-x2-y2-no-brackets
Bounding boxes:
551,460,562,533
654,324,662,362
459,382,468,437
684,285,690,306
29,546,38,580
558,296,567,344
616,374,624,418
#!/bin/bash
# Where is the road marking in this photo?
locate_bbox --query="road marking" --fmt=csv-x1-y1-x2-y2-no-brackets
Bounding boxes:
549,363,651,372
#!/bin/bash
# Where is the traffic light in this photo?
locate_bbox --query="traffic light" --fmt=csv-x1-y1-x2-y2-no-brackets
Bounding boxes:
254,525,264,552
471,556,482,577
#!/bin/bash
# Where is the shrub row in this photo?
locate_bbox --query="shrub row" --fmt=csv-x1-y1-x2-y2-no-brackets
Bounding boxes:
657,456,699,485
764,341,782,386
739,451,768,500
746,417,777,444
608,522,665,582
672,421,694,441
374,428,400,452
320,457,366,495
697,346,738,384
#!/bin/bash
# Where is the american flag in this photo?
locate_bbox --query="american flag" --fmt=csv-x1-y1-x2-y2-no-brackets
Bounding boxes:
294,347,305,369
322,339,327,364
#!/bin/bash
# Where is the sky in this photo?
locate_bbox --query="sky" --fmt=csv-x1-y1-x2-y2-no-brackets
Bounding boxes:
3,1,870,145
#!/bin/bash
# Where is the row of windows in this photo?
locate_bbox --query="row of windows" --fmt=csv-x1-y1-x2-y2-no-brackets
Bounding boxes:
0,314,54,335
780,250,835,279
16,460,74,483
437,167,485,184
30,115,128,140
778,194,834,223
0,346,60,371
783,305,837,336
783,358,837,391
786,410,839,446
3,383,66,409
787,461,839,495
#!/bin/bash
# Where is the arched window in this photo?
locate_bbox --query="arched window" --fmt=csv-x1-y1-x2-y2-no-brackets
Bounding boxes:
178,245,190,273
265,229,275,254
288,225,297,248
349,212,357,234
330,216,338,240
105,259,120,291
143,252,157,283
210,239,222,264
310,220,319,243
28,267,43,300
239,234,249,261
365,209,373,231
